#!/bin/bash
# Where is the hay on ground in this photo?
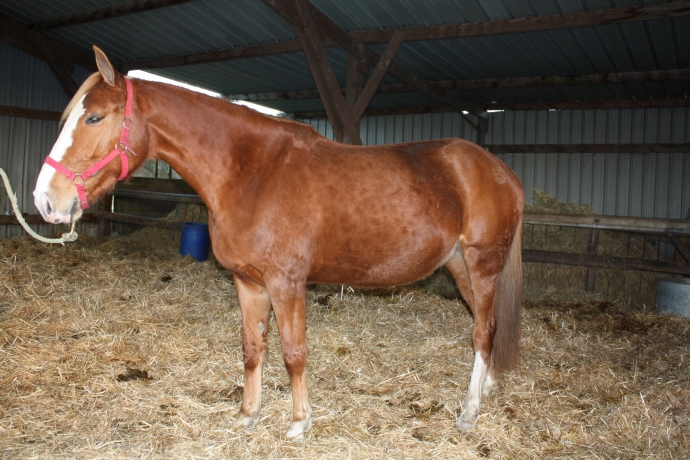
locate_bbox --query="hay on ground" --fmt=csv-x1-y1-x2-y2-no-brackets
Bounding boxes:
1,228,688,458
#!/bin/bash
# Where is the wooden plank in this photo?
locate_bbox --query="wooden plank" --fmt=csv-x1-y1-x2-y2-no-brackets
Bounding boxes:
28,0,197,31
0,13,96,71
523,249,690,276
351,30,404,122
228,69,690,102
0,105,62,121
91,210,186,231
524,212,690,235
121,2,690,71
487,144,690,154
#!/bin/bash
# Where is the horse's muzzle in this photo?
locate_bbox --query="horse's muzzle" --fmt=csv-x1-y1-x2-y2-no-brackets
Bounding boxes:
34,192,81,224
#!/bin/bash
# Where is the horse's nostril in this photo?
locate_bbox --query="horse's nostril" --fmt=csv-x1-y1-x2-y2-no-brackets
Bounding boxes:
45,200,53,215
69,199,81,219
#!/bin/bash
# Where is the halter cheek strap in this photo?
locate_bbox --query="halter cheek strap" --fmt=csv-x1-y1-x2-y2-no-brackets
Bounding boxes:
44,77,137,210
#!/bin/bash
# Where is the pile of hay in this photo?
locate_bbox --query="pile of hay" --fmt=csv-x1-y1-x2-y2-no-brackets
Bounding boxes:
523,190,668,307
1,229,688,458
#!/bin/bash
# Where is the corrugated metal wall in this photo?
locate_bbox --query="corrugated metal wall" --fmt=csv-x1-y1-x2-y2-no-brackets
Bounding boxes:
0,43,96,238
301,108,690,220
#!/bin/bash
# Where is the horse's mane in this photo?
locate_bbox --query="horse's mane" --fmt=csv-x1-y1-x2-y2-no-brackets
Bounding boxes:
61,73,103,123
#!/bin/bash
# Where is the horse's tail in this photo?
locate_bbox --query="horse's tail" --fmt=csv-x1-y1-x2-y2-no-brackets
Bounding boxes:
492,214,523,374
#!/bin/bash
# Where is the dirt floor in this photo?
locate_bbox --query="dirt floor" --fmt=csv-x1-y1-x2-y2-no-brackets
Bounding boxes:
0,229,689,459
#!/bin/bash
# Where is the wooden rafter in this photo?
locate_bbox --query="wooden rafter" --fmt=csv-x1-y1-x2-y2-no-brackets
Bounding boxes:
121,1,690,71
227,69,690,102
0,13,95,72
36,37,79,96
27,0,198,30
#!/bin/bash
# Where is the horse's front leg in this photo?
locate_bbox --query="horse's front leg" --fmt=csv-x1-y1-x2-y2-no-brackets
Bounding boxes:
233,274,272,428
266,278,312,439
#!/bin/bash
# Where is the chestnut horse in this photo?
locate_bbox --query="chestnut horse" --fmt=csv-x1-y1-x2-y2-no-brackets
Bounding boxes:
34,46,524,438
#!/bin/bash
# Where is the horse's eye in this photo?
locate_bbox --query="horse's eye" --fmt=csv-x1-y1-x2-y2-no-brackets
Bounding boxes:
85,115,104,125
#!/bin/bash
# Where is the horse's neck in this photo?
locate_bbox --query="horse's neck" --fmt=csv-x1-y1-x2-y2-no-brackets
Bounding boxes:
140,82,274,207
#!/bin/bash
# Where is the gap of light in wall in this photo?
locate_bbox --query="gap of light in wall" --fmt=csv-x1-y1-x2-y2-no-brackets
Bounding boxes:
127,70,285,117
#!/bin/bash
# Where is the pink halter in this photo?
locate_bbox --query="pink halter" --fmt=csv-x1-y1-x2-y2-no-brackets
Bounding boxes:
44,77,137,210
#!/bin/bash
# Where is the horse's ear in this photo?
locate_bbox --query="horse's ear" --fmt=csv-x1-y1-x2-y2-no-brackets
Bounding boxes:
93,45,119,87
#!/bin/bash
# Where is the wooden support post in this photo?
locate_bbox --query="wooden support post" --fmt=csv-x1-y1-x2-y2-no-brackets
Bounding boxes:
345,54,364,109
97,193,113,237
292,0,362,144
345,53,365,138
475,116,488,146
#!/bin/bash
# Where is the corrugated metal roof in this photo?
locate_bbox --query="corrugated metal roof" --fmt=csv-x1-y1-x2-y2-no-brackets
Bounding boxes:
0,0,688,113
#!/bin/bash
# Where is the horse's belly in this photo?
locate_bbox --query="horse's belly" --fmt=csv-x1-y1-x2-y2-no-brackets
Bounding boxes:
308,225,454,287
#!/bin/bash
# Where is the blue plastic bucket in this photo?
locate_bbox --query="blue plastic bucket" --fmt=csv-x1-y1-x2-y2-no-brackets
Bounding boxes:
180,222,210,262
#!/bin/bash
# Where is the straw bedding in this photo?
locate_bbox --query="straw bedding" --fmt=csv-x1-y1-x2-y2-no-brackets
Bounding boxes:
1,228,688,459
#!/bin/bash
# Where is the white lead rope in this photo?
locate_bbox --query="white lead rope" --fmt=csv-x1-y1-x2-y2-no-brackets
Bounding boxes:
0,167,77,244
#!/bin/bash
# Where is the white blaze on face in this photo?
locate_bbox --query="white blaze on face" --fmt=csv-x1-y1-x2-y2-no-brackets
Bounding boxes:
33,96,86,211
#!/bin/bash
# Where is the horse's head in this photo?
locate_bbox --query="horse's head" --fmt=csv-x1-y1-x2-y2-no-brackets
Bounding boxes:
34,46,147,224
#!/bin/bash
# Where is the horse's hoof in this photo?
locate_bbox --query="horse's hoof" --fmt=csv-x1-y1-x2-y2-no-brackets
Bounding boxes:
455,418,475,432
285,416,312,439
234,413,259,428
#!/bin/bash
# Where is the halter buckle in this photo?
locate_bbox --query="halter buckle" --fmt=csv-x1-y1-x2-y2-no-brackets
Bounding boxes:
123,116,132,130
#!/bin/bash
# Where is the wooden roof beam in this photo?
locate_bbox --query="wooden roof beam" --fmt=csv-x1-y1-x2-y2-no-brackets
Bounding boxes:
121,1,690,71
227,69,690,102
27,0,198,31
294,0,487,120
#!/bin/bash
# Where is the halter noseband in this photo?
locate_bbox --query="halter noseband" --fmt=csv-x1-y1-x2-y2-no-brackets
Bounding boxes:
44,77,137,210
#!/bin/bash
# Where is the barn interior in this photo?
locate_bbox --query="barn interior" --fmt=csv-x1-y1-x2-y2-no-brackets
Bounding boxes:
1,0,689,457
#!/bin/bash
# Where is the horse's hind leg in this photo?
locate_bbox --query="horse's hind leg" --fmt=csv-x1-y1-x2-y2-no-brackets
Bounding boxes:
233,274,272,428
445,244,499,431
445,246,497,396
